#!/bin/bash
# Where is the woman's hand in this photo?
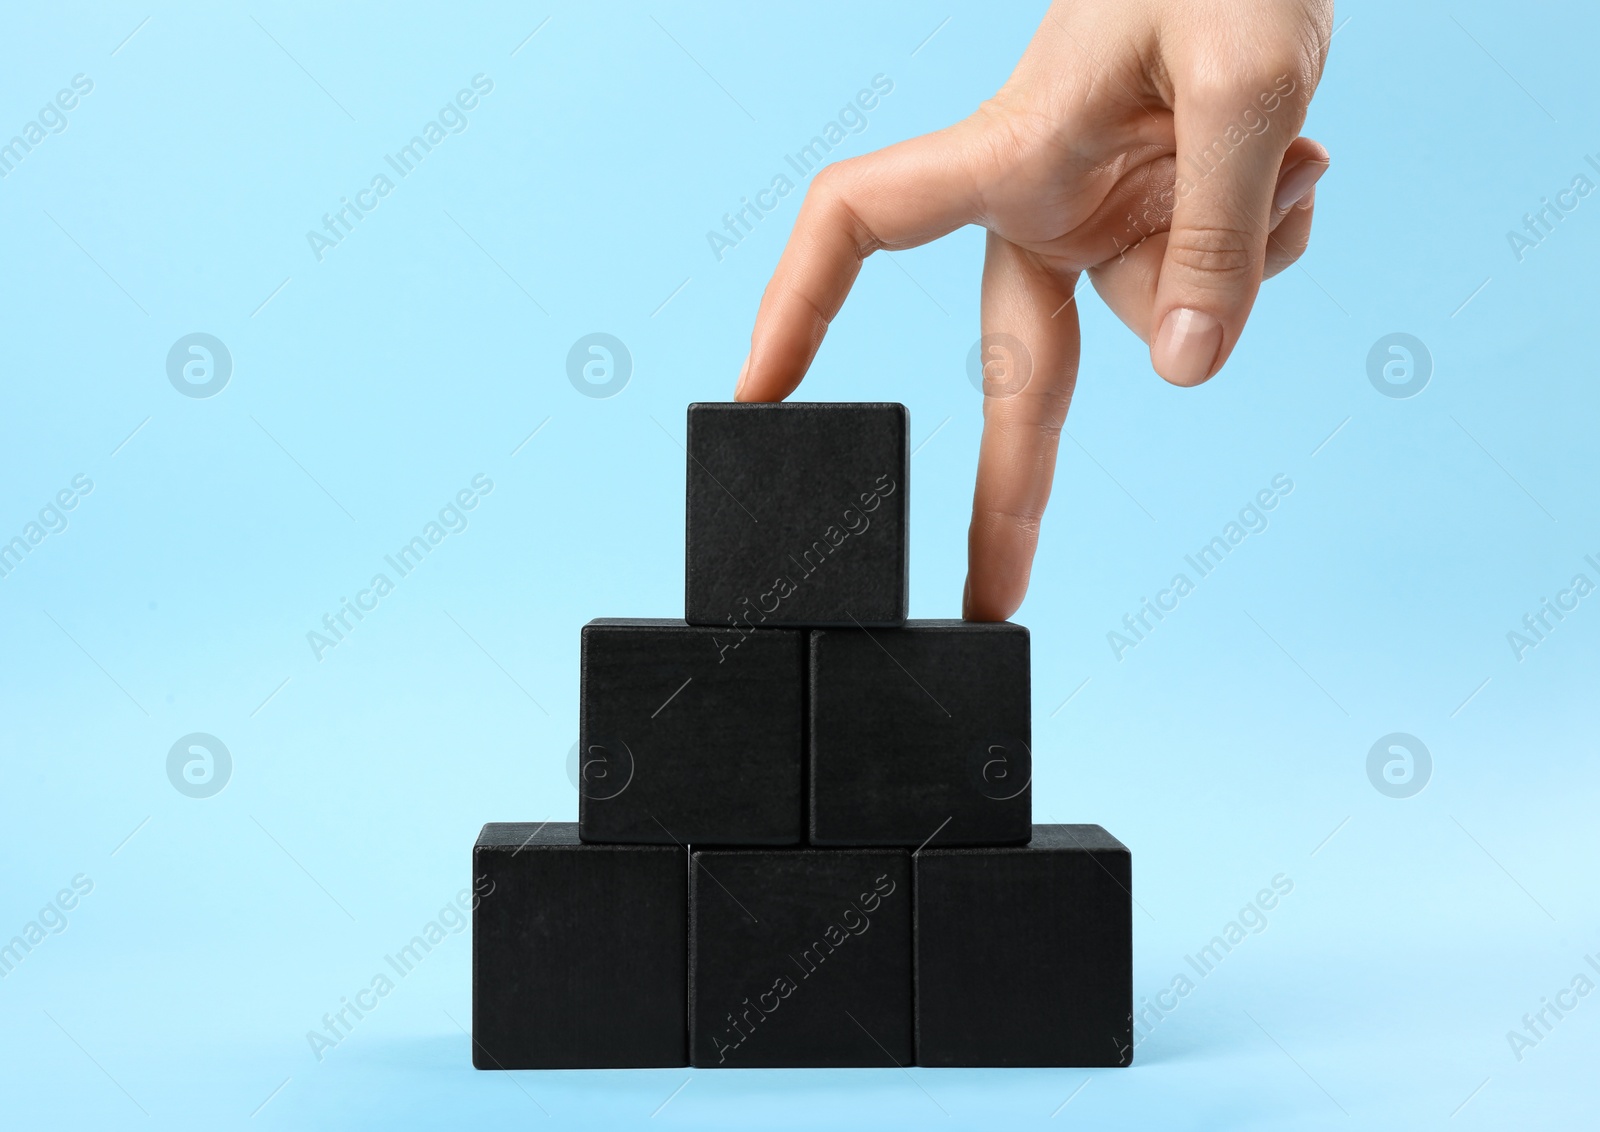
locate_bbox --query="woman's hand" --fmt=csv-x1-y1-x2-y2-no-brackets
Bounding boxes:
734,0,1333,620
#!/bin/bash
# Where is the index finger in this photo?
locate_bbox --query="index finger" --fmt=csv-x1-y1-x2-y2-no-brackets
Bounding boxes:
737,123,985,402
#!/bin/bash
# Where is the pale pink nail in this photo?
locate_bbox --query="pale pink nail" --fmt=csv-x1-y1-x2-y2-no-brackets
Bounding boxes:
1152,308,1223,385
1273,160,1328,213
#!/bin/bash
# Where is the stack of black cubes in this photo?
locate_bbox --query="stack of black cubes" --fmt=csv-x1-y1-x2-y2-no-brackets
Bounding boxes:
473,403,1132,1069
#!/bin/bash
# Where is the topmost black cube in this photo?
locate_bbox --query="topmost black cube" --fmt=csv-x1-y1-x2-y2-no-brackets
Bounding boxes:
685,403,908,628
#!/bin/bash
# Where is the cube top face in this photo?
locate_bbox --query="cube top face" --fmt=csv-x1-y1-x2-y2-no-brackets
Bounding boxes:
1021,823,1128,854
579,619,803,845
910,823,1128,857
809,619,1031,846
914,824,1131,1068
684,402,908,628
474,821,583,851
688,848,912,1068
472,823,687,1069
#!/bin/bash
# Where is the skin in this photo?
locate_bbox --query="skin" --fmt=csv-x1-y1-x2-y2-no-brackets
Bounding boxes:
734,0,1334,620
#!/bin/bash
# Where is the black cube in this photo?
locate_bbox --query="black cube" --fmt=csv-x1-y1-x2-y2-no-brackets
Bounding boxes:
688,848,912,1067
472,822,686,1068
684,402,908,628
579,618,803,845
809,619,1031,846
914,824,1132,1067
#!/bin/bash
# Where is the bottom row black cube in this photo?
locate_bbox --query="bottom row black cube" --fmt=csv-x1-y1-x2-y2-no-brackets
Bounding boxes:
471,823,686,1068
690,848,911,1067
472,822,1129,1068
915,824,1132,1067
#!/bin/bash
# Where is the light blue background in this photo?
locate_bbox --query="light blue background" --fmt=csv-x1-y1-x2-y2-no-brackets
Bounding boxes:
2,1,1595,1128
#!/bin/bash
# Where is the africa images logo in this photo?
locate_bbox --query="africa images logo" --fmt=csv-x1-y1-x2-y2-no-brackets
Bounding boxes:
166,333,232,398
167,733,232,798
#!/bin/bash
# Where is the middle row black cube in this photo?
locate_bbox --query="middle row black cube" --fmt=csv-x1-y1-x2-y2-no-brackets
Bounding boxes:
809,619,1030,846
579,618,1030,846
580,618,804,845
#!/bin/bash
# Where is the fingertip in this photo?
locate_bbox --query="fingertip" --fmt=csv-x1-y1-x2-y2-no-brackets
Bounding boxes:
1290,136,1330,167
961,571,1023,623
963,592,1020,623
732,354,751,401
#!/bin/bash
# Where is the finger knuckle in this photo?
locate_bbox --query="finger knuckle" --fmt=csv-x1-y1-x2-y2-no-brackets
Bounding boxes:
802,161,878,255
1187,53,1310,125
983,380,1074,434
975,504,1044,541
1024,385,1074,431
802,163,850,221
984,413,1063,452
1165,225,1258,282
807,160,848,200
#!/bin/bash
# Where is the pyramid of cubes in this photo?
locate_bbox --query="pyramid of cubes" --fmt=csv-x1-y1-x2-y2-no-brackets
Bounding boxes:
472,403,1132,1068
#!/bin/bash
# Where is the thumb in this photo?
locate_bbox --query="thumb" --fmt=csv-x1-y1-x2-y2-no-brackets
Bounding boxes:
1151,72,1316,386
